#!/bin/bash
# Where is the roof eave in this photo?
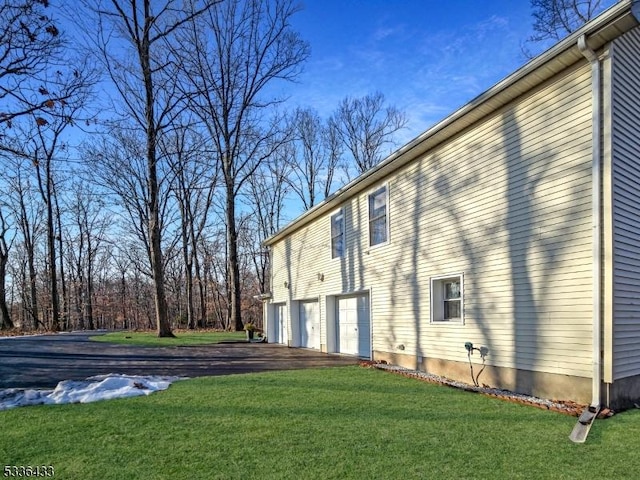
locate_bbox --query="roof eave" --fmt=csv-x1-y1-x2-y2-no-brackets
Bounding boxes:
263,0,640,247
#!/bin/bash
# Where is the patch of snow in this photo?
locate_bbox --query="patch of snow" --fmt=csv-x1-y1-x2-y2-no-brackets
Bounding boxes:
0,374,184,411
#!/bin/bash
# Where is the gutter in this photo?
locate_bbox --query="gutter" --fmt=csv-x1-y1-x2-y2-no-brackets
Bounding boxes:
578,35,602,411
264,1,639,248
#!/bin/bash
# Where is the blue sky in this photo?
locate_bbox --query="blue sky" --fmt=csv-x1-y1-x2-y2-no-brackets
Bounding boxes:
280,1,544,144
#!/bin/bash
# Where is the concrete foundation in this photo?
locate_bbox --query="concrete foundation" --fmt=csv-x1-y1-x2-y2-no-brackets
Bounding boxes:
373,350,593,405
606,374,640,411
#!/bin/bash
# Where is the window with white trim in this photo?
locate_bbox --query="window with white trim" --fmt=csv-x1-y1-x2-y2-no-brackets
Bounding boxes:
431,274,463,323
330,209,344,258
368,185,388,246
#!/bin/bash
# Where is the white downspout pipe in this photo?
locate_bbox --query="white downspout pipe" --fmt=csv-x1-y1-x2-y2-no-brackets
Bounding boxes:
578,34,602,409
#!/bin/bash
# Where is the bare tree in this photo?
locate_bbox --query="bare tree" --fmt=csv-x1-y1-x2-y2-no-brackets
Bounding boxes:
180,0,310,330
0,208,13,329
0,0,65,132
82,128,179,323
0,154,16,330
6,161,45,330
3,71,93,331
29,122,69,332
236,214,263,326
286,107,342,210
247,148,291,295
323,119,344,198
523,0,617,56
163,123,216,329
64,181,108,330
330,91,407,178
200,232,229,330
0,0,96,331
85,0,218,337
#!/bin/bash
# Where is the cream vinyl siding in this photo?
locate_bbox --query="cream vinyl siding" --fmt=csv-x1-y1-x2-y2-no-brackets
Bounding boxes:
270,62,594,378
269,203,368,348
611,26,640,380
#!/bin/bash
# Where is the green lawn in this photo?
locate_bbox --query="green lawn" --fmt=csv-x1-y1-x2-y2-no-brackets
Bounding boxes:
1,366,639,479
89,330,246,346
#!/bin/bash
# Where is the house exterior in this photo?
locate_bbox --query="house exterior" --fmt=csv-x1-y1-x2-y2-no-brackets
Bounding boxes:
262,1,640,410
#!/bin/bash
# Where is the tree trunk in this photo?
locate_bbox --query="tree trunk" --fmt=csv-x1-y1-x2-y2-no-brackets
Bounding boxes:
54,191,67,330
45,187,60,332
86,250,95,330
75,281,84,330
140,1,172,338
120,272,127,330
28,249,38,329
181,206,195,330
0,217,13,329
20,196,39,329
0,257,13,330
186,259,194,330
35,154,59,332
193,250,206,328
189,205,205,329
150,206,172,336
225,179,243,331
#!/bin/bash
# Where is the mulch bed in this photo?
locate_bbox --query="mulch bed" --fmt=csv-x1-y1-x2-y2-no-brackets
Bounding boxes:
359,360,615,419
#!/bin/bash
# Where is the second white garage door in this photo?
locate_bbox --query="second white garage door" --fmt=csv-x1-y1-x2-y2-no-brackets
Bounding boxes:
336,294,371,358
299,300,320,349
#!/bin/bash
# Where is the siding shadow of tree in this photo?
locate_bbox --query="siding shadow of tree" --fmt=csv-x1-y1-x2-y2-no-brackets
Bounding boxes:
416,89,589,391
388,161,428,370
340,197,365,294
502,103,591,395
410,161,425,370
431,148,501,385
339,197,366,356
284,235,293,344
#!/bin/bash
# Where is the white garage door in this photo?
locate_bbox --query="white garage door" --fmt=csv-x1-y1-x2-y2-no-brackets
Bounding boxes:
273,303,287,345
336,294,370,358
299,300,320,349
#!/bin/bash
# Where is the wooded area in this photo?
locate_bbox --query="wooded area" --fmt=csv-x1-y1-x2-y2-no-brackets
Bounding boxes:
0,0,409,335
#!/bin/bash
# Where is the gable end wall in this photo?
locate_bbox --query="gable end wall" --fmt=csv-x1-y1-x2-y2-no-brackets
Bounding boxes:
269,60,595,392
611,26,640,381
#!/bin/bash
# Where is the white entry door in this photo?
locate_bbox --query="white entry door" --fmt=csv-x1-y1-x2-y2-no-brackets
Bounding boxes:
336,294,370,358
273,303,287,345
299,300,320,349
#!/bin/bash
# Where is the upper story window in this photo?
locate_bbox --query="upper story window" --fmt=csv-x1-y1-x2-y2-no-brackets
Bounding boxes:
331,209,344,258
368,185,388,246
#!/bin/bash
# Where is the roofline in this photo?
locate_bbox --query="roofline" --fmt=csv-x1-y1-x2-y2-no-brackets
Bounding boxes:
263,0,640,247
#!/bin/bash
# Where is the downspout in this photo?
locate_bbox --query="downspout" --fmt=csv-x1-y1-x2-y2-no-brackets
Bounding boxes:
578,34,602,409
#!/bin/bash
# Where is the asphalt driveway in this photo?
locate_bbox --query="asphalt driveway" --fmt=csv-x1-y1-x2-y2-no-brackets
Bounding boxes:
0,332,359,389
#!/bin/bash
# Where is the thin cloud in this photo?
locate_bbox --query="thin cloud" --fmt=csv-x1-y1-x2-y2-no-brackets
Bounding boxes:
284,5,532,143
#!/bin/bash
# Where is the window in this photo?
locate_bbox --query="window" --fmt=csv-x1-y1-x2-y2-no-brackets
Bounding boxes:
331,209,344,258
431,274,463,323
368,185,388,246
